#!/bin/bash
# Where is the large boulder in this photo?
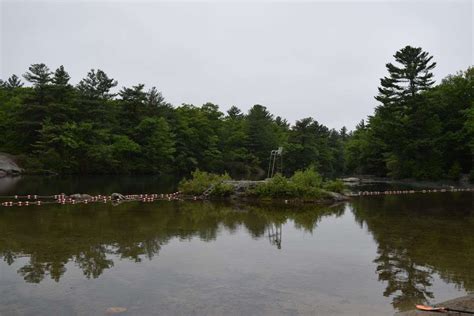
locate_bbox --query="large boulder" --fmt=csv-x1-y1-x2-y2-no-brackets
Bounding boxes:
0,153,22,177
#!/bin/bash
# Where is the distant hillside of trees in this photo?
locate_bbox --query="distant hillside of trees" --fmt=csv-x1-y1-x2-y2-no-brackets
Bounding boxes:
0,46,472,180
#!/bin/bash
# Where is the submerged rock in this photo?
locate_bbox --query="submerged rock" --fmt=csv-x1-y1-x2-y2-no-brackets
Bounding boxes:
105,306,127,314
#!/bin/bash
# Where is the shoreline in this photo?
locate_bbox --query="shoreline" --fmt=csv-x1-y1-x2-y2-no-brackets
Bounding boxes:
395,294,474,316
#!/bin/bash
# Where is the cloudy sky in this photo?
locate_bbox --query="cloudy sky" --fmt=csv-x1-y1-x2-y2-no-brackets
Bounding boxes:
1,0,472,130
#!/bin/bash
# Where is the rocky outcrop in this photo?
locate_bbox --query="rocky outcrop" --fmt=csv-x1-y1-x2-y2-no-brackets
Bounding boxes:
324,191,350,202
395,294,474,315
0,153,22,177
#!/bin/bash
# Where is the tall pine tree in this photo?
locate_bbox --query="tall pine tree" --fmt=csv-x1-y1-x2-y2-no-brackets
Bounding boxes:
375,46,436,106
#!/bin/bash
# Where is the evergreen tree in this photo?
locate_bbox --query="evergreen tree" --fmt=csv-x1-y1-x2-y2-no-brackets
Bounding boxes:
23,63,52,88
52,65,71,86
244,104,279,171
77,69,117,99
6,74,24,88
375,45,436,106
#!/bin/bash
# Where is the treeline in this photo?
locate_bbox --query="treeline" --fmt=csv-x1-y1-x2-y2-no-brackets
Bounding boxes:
0,65,345,177
0,45,472,180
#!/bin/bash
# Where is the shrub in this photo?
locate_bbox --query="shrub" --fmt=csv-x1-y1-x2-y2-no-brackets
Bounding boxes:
290,166,322,188
252,167,326,199
252,174,296,198
210,183,234,197
290,166,324,197
178,169,231,195
447,162,462,181
323,180,345,193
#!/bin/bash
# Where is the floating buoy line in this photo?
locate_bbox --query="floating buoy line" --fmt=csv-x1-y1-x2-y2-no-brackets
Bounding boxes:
0,192,194,207
0,188,472,207
349,187,473,197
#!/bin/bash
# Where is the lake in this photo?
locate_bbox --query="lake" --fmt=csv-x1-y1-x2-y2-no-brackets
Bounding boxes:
0,176,473,315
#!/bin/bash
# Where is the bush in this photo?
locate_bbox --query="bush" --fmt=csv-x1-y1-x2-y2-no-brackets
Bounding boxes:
210,183,234,197
252,167,326,199
469,169,474,183
178,169,231,195
291,167,324,198
447,162,462,181
252,174,296,198
291,166,322,188
323,180,345,193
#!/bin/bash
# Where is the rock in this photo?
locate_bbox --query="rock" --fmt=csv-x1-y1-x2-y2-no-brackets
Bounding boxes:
342,177,360,182
0,153,23,176
111,193,125,201
395,294,474,315
105,306,127,314
69,194,93,201
326,191,350,202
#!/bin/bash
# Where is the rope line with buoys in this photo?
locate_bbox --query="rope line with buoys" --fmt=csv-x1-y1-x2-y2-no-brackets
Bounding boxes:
0,192,201,207
0,188,472,207
349,187,473,197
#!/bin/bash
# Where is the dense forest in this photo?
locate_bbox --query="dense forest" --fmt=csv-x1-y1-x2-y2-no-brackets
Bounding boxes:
0,46,472,181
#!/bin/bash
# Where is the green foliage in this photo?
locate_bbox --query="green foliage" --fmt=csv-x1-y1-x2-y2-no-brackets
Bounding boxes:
0,59,470,181
252,174,297,198
291,166,322,188
210,183,235,197
375,45,435,105
447,162,462,181
346,46,472,181
323,180,345,193
178,170,231,195
252,167,332,199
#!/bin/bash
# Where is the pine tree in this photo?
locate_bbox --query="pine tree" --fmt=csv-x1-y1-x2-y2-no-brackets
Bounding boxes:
6,74,24,88
375,46,436,106
23,63,52,88
77,69,117,99
52,65,71,86
146,86,165,107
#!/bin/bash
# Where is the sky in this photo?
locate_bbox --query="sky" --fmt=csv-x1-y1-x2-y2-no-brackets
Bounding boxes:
1,0,472,130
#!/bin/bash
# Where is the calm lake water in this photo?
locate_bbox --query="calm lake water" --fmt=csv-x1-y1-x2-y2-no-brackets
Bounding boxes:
0,176,473,315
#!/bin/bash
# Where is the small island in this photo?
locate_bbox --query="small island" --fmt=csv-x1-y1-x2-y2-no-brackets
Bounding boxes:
178,167,348,204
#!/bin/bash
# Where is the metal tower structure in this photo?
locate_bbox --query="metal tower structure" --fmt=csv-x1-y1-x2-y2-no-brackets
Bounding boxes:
267,147,283,178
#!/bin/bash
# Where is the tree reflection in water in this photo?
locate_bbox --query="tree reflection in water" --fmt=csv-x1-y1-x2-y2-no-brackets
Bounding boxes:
351,192,474,311
0,201,343,283
1,192,472,313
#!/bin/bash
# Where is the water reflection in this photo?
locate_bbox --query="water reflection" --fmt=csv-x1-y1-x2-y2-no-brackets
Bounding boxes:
351,192,474,310
267,223,282,249
0,202,344,284
0,192,472,313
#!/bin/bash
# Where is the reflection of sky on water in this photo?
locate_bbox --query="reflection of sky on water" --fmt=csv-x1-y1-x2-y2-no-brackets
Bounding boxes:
1,194,472,315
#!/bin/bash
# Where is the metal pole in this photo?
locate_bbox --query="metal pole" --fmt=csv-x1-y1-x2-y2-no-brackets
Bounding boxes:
267,151,273,178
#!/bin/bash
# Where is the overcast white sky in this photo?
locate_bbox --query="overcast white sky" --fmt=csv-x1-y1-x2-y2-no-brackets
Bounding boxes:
1,0,472,130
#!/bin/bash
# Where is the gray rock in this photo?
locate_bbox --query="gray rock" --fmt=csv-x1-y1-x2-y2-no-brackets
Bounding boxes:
0,153,22,176
70,194,93,201
395,294,474,315
342,177,360,182
325,191,350,202
111,193,125,201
